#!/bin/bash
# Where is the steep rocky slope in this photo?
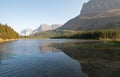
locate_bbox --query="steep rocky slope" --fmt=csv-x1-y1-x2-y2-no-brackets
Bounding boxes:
31,24,62,35
61,0,120,30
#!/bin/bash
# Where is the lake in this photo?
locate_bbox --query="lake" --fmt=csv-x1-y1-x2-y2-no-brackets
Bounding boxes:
0,39,88,77
51,40,120,77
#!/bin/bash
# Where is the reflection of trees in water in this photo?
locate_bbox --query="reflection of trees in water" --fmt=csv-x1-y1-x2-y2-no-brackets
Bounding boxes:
51,42,120,77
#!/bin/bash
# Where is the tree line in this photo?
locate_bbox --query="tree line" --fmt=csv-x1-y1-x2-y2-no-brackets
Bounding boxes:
0,23,19,39
52,30,120,40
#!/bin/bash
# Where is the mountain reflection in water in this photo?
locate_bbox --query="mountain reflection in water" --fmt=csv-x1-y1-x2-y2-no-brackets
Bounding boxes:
0,39,88,77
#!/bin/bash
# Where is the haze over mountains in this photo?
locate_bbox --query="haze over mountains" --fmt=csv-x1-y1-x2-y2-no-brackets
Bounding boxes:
61,0,120,30
21,24,62,36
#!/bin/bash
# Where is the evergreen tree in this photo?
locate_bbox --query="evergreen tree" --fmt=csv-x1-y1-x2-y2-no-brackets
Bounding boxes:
0,23,19,39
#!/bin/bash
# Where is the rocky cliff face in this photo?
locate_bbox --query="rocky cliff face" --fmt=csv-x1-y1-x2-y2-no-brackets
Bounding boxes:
35,24,52,32
61,0,120,30
80,0,120,17
31,24,62,34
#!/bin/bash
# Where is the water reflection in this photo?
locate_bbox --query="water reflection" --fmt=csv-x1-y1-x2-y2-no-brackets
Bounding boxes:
0,39,88,77
51,41,120,77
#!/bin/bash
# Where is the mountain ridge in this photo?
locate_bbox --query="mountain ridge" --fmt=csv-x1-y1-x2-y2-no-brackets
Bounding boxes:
32,24,62,34
21,24,62,36
61,0,120,30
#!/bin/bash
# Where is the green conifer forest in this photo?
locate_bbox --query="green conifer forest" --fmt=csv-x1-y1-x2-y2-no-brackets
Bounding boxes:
0,23,19,39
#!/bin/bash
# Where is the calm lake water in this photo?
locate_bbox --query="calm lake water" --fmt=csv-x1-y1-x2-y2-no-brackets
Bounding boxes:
0,39,88,77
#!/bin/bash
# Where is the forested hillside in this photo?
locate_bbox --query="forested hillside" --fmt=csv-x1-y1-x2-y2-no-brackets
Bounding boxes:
0,23,19,39
31,29,76,38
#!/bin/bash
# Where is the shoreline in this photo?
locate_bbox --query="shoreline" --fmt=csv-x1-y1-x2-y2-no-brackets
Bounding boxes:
0,38,18,43
50,41,120,77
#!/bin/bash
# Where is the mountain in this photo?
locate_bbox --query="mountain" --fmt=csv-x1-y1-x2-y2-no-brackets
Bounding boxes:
21,28,33,36
80,0,120,17
51,24,62,30
32,29,76,38
32,24,51,34
61,0,120,30
31,24,62,34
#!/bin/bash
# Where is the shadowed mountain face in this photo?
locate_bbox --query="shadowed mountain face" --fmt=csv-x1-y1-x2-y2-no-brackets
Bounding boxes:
80,0,120,17
61,0,120,30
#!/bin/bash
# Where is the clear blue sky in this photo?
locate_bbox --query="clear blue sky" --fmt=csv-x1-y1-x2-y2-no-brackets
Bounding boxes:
0,0,89,33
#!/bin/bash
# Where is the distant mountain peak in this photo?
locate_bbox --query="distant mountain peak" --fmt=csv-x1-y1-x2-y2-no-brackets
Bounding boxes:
21,28,33,36
29,24,62,35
